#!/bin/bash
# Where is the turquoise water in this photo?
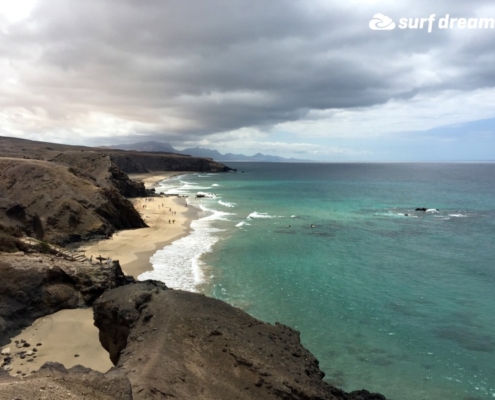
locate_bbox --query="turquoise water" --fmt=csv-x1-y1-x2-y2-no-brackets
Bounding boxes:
153,163,495,400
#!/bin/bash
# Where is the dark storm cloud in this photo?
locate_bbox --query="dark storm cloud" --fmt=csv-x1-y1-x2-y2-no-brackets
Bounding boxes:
2,0,495,141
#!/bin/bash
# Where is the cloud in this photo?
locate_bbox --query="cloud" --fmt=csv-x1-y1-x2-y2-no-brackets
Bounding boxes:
369,13,396,30
0,0,495,160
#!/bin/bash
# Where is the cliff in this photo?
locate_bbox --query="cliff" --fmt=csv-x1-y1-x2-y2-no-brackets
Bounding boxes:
0,253,133,345
0,136,233,245
0,158,146,245
108,150,232,173
93,281,386,400
0,136,233,174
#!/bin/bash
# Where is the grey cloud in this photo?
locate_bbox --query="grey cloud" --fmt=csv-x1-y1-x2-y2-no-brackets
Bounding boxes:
2,0,495,142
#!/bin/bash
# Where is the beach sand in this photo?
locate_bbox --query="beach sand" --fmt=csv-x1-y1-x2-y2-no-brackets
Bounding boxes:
6,171,196,377
81,171,193,278
6,309,113,375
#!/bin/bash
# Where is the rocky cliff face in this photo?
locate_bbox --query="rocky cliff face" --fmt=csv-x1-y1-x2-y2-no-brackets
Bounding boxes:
0,158,146,245
94,281,386,400
0,135,233,175
50,151,147,198
0,253,133,345
0,136,232,246
108,151,232,173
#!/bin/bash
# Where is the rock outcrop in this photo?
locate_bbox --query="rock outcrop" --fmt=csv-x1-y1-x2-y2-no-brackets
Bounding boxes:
50,151,147,198
0,135,233,175
108,151,231,173
0,362,132,399
0,135,233,246
0,158,146,245
94,281,386,400
0,253,133,344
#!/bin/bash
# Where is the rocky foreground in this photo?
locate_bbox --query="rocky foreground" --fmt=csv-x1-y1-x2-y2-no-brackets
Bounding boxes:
93,281,386,400
0,252,386,399
0,253,131,344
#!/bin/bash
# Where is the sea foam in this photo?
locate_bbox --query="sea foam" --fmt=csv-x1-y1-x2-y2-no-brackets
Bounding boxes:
235,221,251,227
138,206,234,292
247,211,277,219
219,200,236,208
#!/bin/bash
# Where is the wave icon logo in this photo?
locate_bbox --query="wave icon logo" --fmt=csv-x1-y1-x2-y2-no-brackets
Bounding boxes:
369,13,396,30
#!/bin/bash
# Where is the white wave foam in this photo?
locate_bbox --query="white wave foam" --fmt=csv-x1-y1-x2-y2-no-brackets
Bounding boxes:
197,191,217,198
426,209,439,213
374,211,420,218
291,215,297,218
218,200,236,208
235,221,251,227
448,213,467,218
212,184,219,187
247,211,278,219
138,206,234,291
180,181,212,190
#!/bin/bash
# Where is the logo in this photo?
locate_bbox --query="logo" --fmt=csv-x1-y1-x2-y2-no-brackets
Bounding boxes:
370,13,495,33
369,13,396,30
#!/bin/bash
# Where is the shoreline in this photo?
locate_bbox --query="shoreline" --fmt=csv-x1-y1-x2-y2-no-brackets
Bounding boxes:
122,200,198,278
6,171,201,377
81,171,196,279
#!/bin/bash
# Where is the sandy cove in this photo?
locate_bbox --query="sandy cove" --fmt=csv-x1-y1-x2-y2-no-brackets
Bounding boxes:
5,171,196,377
81,171,194,278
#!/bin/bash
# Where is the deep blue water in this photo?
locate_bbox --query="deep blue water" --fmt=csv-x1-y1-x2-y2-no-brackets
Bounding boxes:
151,163,495,400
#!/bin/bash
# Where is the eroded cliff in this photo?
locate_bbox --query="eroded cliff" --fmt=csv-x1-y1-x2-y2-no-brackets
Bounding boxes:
94,281,386,400
0,253,133,345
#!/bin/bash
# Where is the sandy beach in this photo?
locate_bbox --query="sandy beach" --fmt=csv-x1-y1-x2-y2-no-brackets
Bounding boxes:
81,171,194,278
5,171,196,377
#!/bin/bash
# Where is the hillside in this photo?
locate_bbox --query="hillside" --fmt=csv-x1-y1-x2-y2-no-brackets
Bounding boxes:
106,140,309,162
0,136,231,245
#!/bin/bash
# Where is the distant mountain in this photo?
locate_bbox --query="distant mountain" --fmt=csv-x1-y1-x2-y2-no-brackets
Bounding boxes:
107,141,309,162
182,147,309,162
106,141,177,153
181,147,224,159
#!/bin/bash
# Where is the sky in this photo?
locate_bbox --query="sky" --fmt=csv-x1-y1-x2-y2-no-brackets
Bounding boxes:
1,0,495,161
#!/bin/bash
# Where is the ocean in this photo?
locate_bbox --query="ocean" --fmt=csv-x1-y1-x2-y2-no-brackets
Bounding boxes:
141,163,495,400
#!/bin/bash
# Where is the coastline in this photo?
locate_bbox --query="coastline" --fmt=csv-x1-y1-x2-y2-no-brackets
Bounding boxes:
80,171,195,279
6,171,200,377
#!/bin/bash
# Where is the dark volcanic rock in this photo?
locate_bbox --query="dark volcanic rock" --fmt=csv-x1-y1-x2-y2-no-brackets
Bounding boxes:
0,253,134,345
0,158,146,245
0,362,132,399
109,151,232,173
0,136,232,245
0,135,233,174
94,281,386,400
51,151,147,198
